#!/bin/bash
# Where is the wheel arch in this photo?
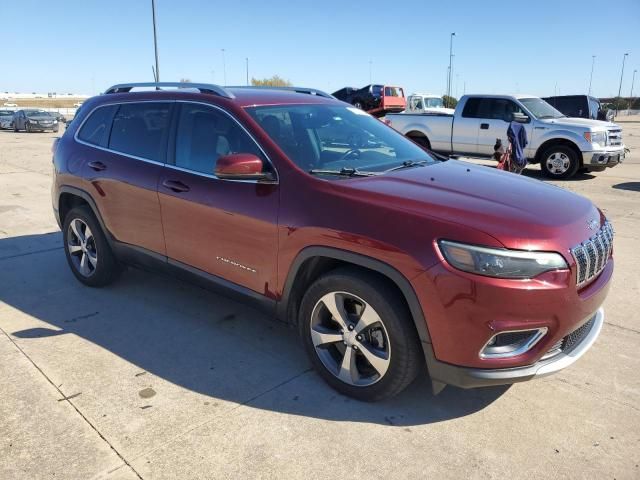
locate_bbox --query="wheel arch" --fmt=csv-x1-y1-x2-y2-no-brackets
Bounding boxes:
534,138,583,166
58,186,113,245
405,130,431,148
278,246,432,345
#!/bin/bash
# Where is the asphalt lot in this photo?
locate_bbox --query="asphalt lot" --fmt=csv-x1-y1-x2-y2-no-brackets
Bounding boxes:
0,122,639,479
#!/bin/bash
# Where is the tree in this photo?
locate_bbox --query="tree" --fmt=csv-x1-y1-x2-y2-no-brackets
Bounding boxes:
251,75,292,87
442,95,458,109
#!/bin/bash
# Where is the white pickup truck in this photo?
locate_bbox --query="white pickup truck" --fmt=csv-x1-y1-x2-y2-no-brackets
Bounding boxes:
404,93,455,115
385,94,625,179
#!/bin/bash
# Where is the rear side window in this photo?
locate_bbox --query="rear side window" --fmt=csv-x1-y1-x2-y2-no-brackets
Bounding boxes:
174,103,266,175
77,105,117,146
108,103,171,162
461,98,481,117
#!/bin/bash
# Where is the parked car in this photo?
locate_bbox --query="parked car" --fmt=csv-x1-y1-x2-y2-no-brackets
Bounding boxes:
49,111,67,123
3,102,18,107
332,84,406,117
542,94,614,122
12,109,60,132
52,82,612,400
0,109,14,129
385,94,625,179
403,93,455,115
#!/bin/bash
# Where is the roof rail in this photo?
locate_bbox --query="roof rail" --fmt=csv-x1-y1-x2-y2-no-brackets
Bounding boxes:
103,82,235,99
227,86,335,99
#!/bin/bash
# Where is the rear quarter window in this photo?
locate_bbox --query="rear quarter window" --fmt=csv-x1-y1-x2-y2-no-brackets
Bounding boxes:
77,105,117,146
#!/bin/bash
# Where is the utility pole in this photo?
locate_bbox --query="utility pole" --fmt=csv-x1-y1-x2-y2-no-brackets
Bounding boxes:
447,32,456,106
616,53,629,115
246,57,249,86
588,55,595,95
221,49,227,85
151,0,160,82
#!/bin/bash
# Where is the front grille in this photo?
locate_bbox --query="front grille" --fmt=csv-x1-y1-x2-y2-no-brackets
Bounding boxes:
607,129,622,146
571,221,613,288
541,314,597,360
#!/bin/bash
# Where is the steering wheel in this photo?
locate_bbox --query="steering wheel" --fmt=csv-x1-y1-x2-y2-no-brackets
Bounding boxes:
338,148,361,162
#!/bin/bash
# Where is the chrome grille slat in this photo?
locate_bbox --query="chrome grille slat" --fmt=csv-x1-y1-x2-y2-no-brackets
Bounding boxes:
571,221,614,288
607,129,623,147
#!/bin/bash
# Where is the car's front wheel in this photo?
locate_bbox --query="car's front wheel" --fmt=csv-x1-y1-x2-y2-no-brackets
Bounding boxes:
63,206,121,287
299,268,423,401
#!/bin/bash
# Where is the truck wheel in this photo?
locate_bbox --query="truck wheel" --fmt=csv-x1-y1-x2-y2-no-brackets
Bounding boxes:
411,135,431,150
299,267,423,401
540,145,579,179
63,206,121,287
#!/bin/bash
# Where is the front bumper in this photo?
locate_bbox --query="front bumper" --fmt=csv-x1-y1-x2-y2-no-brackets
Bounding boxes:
28,123,58,131
425,308,604,388
583,148,625,169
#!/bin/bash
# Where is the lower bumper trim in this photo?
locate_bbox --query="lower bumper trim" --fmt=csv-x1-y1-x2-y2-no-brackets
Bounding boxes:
425,308,604,389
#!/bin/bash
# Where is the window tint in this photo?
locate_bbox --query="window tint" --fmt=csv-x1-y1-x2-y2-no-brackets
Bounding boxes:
174,103,265,175
461,98,481,117
108,103,171,162
77,105,117,146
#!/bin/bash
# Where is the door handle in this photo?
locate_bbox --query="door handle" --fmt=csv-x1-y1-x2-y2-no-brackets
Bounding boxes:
480,123,489,130
162,179,190,193
88,161,107,171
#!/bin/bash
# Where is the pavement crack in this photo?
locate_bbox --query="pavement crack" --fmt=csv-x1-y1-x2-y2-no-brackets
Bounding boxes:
605,321,640,335
0,325,144,480
0,246,63,261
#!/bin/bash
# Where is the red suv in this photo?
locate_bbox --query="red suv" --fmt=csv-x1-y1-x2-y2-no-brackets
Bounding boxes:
52,82,613,401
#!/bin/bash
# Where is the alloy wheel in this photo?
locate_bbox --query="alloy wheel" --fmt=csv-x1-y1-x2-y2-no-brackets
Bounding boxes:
67,218,98,277
545,152,570,175
310,291,391,387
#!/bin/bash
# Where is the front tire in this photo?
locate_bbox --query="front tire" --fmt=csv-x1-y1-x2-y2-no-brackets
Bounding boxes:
63,206,121,287
540,145,580,179
299,268,423,401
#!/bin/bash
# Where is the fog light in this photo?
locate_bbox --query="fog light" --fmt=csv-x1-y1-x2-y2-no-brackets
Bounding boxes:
480,328,547,359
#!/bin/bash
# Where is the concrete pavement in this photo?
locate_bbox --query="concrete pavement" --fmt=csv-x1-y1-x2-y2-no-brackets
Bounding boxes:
0,127,638,479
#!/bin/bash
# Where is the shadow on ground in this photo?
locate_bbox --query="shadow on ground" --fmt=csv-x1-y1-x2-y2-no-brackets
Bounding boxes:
612,182,640,192
0,233,508,426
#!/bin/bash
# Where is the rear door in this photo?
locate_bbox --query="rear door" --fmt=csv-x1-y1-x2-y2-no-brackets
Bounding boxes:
77,101,171,255
158,102,279,295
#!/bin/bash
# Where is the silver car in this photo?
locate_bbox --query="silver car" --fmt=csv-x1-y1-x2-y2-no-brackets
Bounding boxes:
0,109,14,129
13,109,59,133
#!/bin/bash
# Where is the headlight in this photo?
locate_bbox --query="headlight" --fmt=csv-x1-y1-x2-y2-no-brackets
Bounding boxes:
585,131,607,146
438,240,568,279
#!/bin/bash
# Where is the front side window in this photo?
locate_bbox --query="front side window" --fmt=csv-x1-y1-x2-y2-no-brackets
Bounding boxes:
519,98,564,119
384,87,403,97
247,104,436,176
174,103,266,175
409,97,424,110
108,102,171,162
77,105,117,146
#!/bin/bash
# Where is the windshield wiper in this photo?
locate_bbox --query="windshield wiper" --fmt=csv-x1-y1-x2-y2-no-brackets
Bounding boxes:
308,167,378,177
384,160,431,173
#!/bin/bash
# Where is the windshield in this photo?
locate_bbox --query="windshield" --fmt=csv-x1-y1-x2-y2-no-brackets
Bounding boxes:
384,86,403,97
519,98,564,119
246,104,436,176
25,110,50,116
425,97,444,108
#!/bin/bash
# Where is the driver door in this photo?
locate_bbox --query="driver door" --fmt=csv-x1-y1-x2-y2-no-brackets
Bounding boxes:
476,98,532,156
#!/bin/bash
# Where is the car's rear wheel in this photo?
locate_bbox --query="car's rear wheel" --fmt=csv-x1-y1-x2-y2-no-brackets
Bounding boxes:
63,206,121,287
540,145,580,179
299,268,423,401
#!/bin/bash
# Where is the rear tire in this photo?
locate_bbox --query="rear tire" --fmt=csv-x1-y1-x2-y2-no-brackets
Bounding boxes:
410,135,431,150
299,267,423,401
540,145,580,179
63,206,121,287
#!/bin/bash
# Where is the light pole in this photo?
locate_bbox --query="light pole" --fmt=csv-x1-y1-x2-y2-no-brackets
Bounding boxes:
447,32,456,106
588,55,595,95
246,57,249,86
616,53,629,114
629,69,637,113
151,0,160,82
221,49,227,85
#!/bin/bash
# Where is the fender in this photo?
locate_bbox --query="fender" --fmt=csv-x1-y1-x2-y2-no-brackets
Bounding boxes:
278,246,432,345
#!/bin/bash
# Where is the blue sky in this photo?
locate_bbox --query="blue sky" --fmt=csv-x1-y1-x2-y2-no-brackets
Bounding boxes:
2,0,639,98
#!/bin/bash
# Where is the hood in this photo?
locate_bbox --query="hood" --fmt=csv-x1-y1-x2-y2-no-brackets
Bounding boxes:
539,117,618,130
340,160,602,253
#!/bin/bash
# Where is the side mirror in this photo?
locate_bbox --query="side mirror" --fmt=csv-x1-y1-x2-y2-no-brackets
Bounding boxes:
215,153,274,181
512,112,530,123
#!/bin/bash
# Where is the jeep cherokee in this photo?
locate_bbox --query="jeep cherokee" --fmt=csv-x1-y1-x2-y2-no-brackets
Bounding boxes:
52,82,613,401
